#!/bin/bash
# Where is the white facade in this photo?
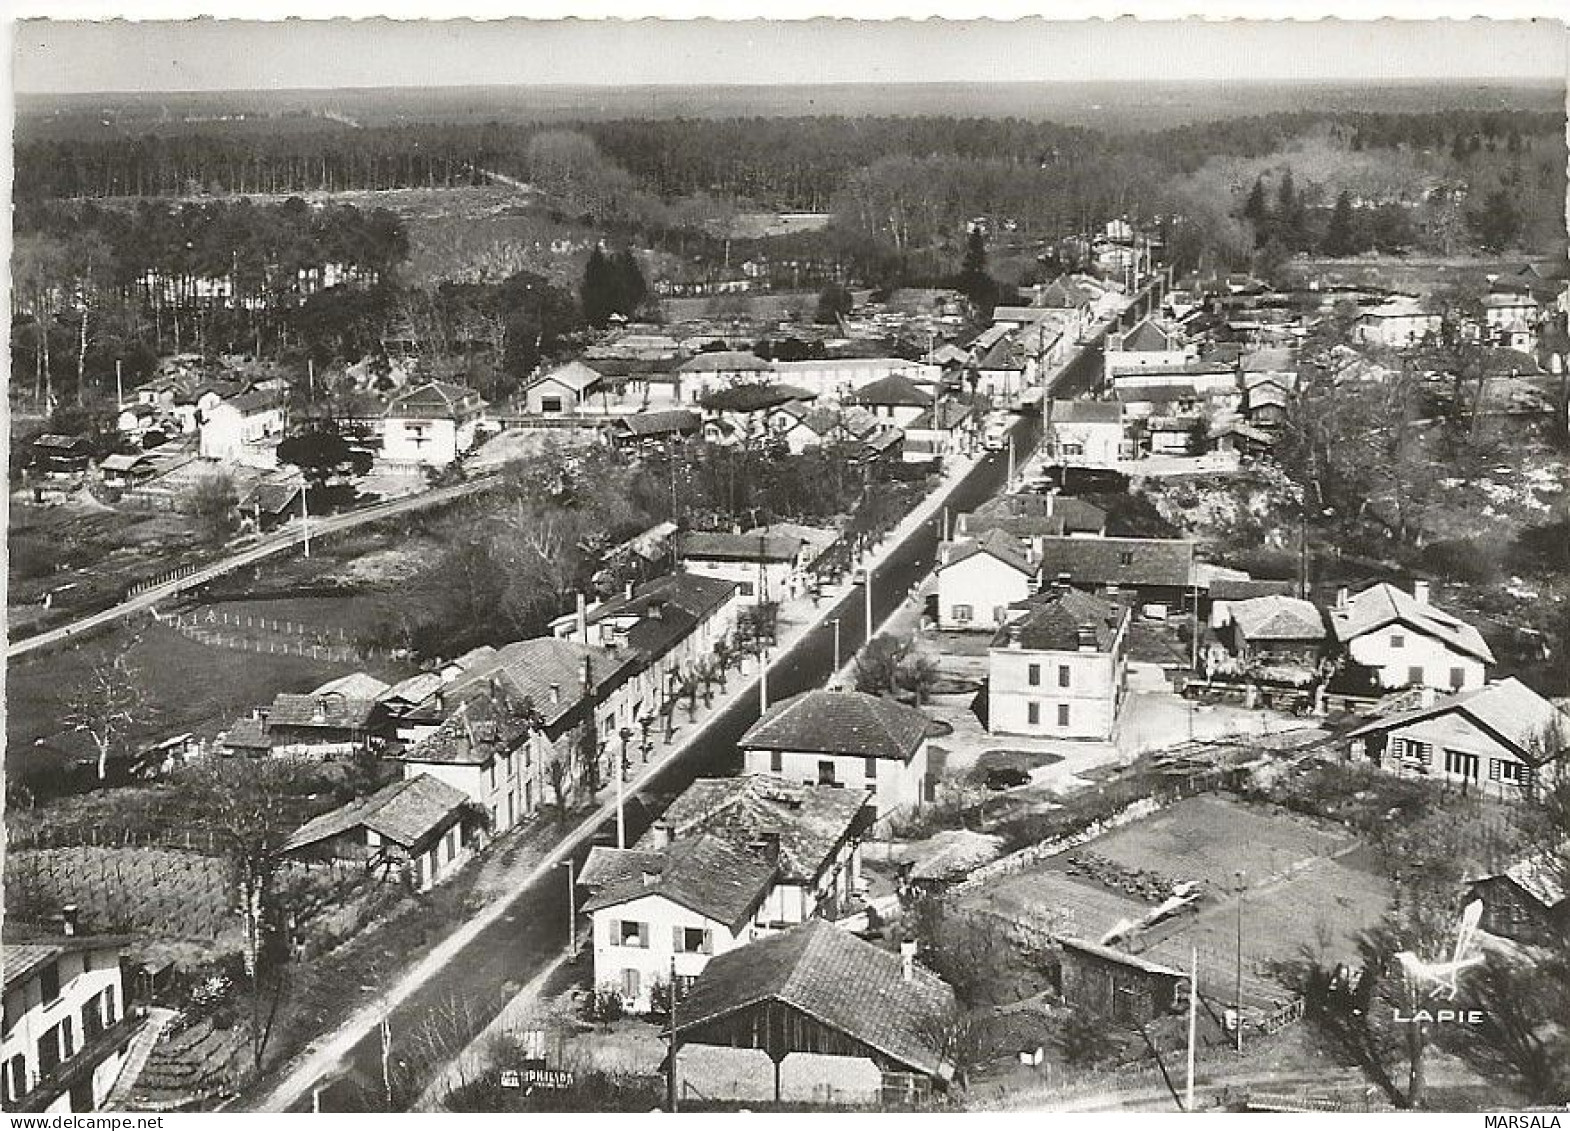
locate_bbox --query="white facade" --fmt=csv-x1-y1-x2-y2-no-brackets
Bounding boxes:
381,414,478,467
742,744,930,820
591,892,757,1014
936,549,1035,631
1355,712,1562,800
198,401,284,461
772,358,939,403
1343,623,1488,693
987,619,1131,741
681,557,801,604
1048,418,1124,468
2,944,130,1113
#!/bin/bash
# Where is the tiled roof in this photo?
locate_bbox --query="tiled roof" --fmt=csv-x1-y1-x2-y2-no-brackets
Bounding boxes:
701,383,816,413
379,672,444,707
1348,677,1567,758
283,773,470,853
1048,399,1122,425
939,529,1036,577
678,351,772,373
993,587,1125,651
446,637,635,731
386,381,484,421
221,714,271,751
739,690,931,761
1224,596,1326,642
611,409,701,437
578,845,667,892
1500,849,1567,908
313,672,392,700
674,920,955,1079
1329,582,1493,663
394,689,534,766
967,493,1106,535
580,833,778,932
1035,536,1196,589
650,775,869,885
679,530,803,563
907,401,975,431
582,572,738,662
267,693,378,731
847,374,933,408
532,360,606,392
4,943,66,992
1060,936,1186,978
1119,319,1177,352
1207,578,1295,601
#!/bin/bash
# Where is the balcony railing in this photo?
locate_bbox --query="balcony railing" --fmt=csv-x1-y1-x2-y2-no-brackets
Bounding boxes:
12,1008,148,1114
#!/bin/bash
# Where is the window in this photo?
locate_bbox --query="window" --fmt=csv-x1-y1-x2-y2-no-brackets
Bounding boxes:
1027,702,1041,726
770,750,782,773
1027,663,1041,686
1449,667,1465,690
620,968,641,1001
1406,666,1424,686
540,396,564,414
739,581,756,597
103,985,116,1027
59,1017,74,1061
864,756,877,780
674,926,713,954
1396,738,1433,768
1057,703,1071,728
1445,750,1480,781
1058,664,1072,688
1118,551,1135,566
3,1054,24,1105
486,759,496,790
82,996,103,1042
1492,760,1532,786
612,920,650,948
818,760,838,786
39,960,60,1006
1389,633,1405,649
952,604,974,623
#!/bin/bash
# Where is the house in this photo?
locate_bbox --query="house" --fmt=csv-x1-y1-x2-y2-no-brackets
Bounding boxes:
603,408,701,447
671,920,956,1105
1467,848,1569,946
523,360,605,416
765,403,882,456
280,773,479,892
582,833,781,1013
98,451,160,489
30,435,94,477
676,351,775,403
700,383,818,447
1207,419,1274,458
1058,937,1185,1024
113,403,166,445
1482,290,1541,351
394,637,641,830
987,587,1131,740
237,477,304,531
1356,298,1439,349
1241,372,1292,429
1046,399,1124,467
902,400,976,462
1103,318,1191,384
738,690,933,821
1329,581,1493,693
643,775,871,925
1346,677,1567,799
1211,595,1327,667
2,930,140,1113
934,529,1040,631
958,493,1108,540
551,572,743,728
1034,535,1197,613
973,333,1034,401
262,692,382,757
771,357,938,403
847,374,933,428
198,391,285,464
382,381,485,467
678,530,810,603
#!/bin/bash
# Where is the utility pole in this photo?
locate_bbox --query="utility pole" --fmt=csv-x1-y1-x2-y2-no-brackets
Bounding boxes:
831,617,841,674
115,358,124,407
562,859,576,956
300,478,310,558
666,955,680,1112
615,754,626,849
1185,945,1198,1112
380,1015,393,1110
1235,870,1246,1053
864,560,874,642
759,637,769,713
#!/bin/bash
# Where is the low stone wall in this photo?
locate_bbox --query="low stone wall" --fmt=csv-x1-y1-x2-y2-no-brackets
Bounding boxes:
948,796,1162,897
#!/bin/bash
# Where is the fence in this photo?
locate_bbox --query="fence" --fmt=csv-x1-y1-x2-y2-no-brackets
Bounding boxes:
157,608,385,665
7,823,228,855
127,561,204,599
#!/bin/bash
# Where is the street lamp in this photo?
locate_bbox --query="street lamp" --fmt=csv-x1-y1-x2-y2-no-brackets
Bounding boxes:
562,859,577,956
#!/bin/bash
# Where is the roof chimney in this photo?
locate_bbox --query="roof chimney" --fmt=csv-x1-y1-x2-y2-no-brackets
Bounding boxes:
900,937,918,982
313,698,328,723
625,580,635,601
577,591,589,644
1412,580,1430,605
1007,624,1023,650
550,683,561,707
1045,492,1056,518
60,904,80,937
1418,684,1436,708
1077,624,1099,652
1336,586,1350,610
650,823,673,849
649,598,666,622
749,831,782,866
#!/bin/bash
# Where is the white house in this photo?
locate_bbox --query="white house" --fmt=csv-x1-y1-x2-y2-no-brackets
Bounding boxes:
1356,299,1440,349
381,381,485,466
935,529,1040,631
1329,581,1493,693
198,390,285,464
522,360,605,416
2,931,138,1113
903,400,977,462
1046,399,1125,467
678,530,810,603
987,587,1132,741
738,690,932,822
676,351,775,403
847,374,933,428
580,833,782,1013
1103,319,1192,385
1347,678,1566,800
772,357,938,403
1482,290,1541,352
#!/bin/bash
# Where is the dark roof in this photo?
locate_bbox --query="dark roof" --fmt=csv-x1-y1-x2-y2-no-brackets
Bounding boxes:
242,480,303,516
849,374,933,408
386,380,484,421
283,773,470,854
1119,319,1178,352
443,637,637,732
678,351,771,373
583,572,740,661
907,401,975,431
674,920,955,1080
740,690,931,761
993,588,1125,651
940,529,1036,577
580,833,778,932
395,690,533,766
4,935,131,993
221,389,279,416
969,493,1106,535
578,845,668,892
651,775,869,885
1207,578,1295,601
267,692,378,732
1035,536,1196,589
221,714,272,751
1049,399,1122,425
701,382,816,413
610,409,701,438
679,530,803,563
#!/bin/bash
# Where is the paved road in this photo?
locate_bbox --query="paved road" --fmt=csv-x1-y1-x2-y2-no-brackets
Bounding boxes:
270,407,1053,1112
8,475,499,660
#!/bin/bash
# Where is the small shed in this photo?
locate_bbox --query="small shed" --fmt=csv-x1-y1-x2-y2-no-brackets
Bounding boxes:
1058,936,1186,1023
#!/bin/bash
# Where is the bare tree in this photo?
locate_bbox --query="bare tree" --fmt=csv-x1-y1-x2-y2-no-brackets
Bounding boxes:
63,632,146,781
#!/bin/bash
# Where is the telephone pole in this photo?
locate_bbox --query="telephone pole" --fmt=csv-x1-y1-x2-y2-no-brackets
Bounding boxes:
667,956,679,1112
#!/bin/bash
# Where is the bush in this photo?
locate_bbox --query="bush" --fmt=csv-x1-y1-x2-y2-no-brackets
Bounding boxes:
583,985,625,1025
1417,538,1502,585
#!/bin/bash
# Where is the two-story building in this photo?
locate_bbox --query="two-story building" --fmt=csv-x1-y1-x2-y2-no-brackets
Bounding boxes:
987,586,1131,741
678,530,810,604
934,529,1040,631
381,381,485,467
738,690,932,822
1211,595,1327,667
197,390,285,465
846,374,933,428
1346,677,1566,800
2,930,139,1113
1034,535,1197,616
581,833,781,1013
1329,581,1493,693
1045,399,1125,467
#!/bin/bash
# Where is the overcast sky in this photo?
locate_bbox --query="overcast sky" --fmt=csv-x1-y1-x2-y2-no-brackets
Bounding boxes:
13,14,1568,94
